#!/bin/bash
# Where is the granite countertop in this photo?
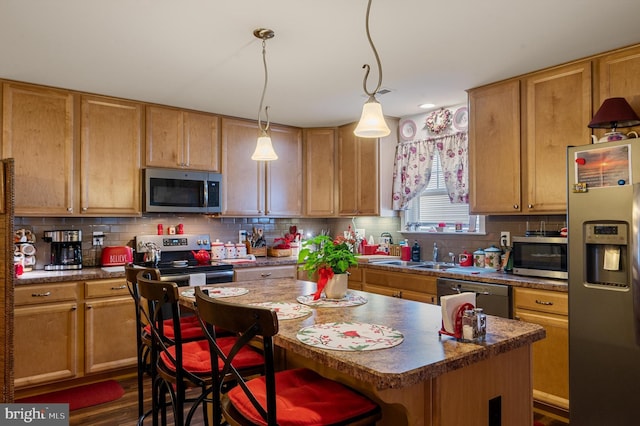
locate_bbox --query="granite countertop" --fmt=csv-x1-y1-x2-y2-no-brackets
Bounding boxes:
180,278,545,390
14,257,300,285
14,254,567,293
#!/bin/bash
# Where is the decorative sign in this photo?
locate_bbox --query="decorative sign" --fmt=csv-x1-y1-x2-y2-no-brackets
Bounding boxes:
575,144,631,189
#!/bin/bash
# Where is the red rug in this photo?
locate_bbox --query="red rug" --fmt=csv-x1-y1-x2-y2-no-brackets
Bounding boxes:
16,380,125,411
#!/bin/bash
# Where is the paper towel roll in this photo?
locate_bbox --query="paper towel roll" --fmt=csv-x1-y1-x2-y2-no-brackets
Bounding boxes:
189,273,207,286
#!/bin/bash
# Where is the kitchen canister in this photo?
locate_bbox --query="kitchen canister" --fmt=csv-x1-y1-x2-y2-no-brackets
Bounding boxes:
484,245,502,270
211,240,226,260
225,241,237,259
235,243,247,258
473,248,485,268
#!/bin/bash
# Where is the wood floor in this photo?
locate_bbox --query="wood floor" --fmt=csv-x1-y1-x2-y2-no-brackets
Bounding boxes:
70,375,569,425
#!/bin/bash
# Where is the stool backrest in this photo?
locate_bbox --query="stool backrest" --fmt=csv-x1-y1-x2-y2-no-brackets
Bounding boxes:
194,286,278,425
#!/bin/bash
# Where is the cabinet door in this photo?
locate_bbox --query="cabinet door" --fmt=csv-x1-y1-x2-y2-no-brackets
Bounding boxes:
183,111,220,171
80,96,142,215
596,45,640,138
515,310,569,410
338,123,379,216
468,80,521,214
2,83,75,216
14,302,78,387
221,118,264,216
523,61,592,213
84,296,137,374
266,124,302,217
145,105,183,168
303,128,337,217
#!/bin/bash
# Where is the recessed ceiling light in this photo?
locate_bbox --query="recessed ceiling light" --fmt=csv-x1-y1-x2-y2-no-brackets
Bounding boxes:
419,103,435,109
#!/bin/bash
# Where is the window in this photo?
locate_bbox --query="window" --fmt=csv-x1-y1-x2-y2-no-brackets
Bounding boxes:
401,154,484,233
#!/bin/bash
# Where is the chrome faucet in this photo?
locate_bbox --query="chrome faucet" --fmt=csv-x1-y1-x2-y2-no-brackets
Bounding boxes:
432,242,438,262
449,252,456,264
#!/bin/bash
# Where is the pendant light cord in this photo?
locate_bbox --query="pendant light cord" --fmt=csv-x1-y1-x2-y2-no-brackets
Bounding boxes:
361,0,382,98
258,38,270,133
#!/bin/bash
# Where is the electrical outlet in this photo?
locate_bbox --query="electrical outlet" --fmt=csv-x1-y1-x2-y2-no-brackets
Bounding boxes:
500,231,511,247
92,231,104,246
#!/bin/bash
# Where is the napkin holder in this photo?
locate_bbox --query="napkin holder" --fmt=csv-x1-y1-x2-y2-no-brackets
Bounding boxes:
439,302,475,339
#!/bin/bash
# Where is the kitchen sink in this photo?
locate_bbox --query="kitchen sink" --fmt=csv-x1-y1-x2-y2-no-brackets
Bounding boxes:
368,259,425,267
410,262,456,270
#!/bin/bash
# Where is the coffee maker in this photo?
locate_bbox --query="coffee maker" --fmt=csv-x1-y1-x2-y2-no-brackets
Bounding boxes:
43,230,83,270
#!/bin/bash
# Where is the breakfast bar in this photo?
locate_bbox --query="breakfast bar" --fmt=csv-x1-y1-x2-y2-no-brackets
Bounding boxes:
180,278,545,426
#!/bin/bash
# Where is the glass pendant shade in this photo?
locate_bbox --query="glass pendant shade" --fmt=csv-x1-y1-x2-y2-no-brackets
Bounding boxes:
354,97,391,138
251,131,278,161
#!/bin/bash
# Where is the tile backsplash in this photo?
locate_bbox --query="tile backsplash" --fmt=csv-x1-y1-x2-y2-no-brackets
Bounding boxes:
15,213,565,269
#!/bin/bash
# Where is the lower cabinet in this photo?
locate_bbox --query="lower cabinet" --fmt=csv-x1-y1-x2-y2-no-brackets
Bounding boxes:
513,287,569,416
234,264,297,281
84,279,137,374
362,269,437,304
14,278,137,390
14,282,79,388
346,266,363,291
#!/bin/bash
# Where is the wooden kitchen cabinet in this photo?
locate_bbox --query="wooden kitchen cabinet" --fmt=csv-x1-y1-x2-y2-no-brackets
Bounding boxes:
234,264,297,281
514,287,569,417
595,44,640,138
337,123,379,216
346,265,363,291
80,95,143,215
14,282,80,388
363,269,437,304
1,83,144,216
303,128,337,217
84,279,137,374
14,279,137,391
469,59,592,214
145,105,220,171
2,82,75,216
221,117,302,217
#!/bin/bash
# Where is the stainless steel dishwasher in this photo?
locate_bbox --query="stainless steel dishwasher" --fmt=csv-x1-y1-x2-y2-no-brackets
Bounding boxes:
436,277,512,318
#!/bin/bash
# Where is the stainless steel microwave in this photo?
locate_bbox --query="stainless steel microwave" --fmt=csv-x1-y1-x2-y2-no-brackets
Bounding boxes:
143,168,222,214
512,236,568,280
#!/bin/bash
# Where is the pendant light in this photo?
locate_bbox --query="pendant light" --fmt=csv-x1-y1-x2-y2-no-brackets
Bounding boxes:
251,28,278,161
354,0,390,138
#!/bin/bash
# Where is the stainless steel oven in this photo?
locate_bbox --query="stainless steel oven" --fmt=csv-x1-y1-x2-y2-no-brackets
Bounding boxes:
134,234,233,285
512,236,567,279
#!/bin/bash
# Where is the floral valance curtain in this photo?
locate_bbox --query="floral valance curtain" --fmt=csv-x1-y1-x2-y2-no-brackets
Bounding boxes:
392,132,469,210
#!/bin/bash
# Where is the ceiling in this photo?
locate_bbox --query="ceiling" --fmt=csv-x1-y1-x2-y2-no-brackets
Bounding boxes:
1,0,639,128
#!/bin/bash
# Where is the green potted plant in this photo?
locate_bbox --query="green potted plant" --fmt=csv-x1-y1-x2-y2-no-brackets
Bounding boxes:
298,235,358,299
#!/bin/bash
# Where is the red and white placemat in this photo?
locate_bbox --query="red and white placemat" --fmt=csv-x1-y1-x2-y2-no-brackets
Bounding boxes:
250,302,312,320
296,292,368,308
180,287,249,298
296,322,404,351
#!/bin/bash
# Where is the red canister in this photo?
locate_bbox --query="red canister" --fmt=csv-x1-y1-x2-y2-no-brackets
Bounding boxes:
157,224,163,235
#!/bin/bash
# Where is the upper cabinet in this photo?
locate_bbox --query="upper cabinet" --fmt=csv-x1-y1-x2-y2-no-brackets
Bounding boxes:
338,123,379,216
469,60,592,214
2,83,75,216
595,44,640,138
221,118,302,217
80,95,143,215
1,83,143,216
303,128,337,217
145,105,220,171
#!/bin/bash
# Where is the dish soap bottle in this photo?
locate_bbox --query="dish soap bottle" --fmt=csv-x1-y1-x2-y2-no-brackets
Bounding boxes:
411,240,421,262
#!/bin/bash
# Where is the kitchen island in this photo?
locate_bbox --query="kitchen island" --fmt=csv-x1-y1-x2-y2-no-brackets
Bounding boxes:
181,278,545,426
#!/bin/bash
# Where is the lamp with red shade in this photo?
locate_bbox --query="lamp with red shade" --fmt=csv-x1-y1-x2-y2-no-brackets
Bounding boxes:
588,97,640,143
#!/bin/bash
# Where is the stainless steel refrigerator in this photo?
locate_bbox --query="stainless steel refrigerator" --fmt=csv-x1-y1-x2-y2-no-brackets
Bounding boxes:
568,139,640,425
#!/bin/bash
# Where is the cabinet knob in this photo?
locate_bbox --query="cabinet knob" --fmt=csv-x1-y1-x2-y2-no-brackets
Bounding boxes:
82,207,88,212
528,204,533,209
513,204,519,209
71,306,77,311
87,305,92,309
67,207,73,212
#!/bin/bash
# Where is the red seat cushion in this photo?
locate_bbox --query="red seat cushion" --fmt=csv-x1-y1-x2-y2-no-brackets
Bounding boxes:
160,337,264,374
227,368,379,426
144,315,205,340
